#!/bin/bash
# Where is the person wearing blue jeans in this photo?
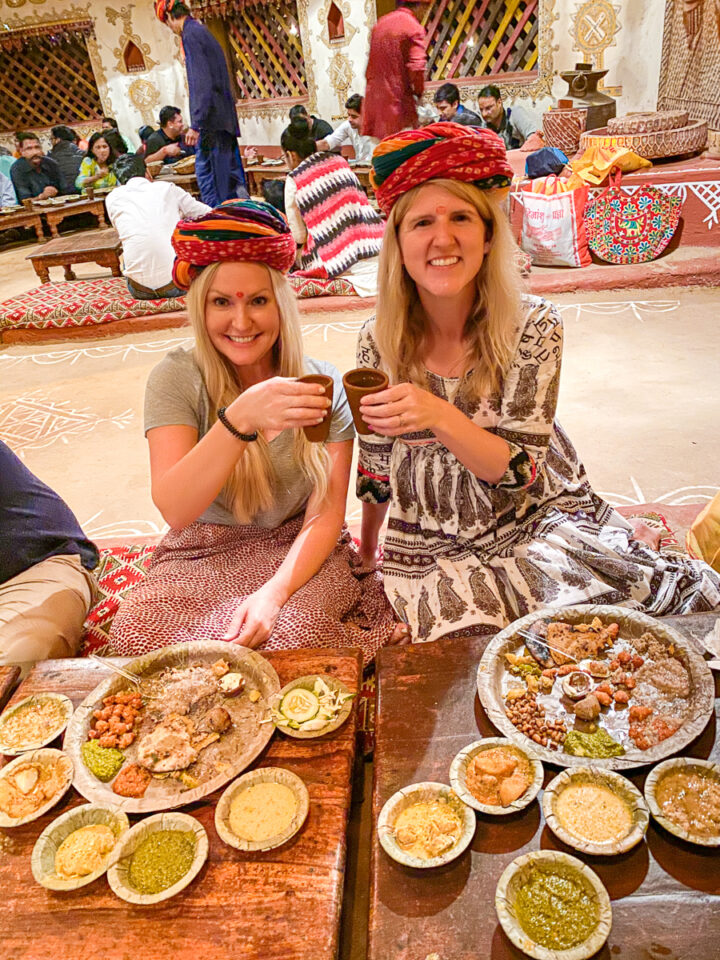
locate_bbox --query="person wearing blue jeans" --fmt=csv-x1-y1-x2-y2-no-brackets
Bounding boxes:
158,0,249,207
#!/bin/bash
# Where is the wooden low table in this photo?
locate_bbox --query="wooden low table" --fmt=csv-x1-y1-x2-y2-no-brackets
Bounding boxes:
156,172,200,197
25,227,122,283
0,208,45,243
33,197,108,238
0,646,361,960
370,613,720,960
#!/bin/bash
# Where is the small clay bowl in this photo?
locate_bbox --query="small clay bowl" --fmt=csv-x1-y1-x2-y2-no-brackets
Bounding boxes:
0,693,74,755
0,749,74,827
270,674,354,739
32,803,129,890
450,738,543,815
342,367,388,435
297,374,333,443
107,811,208,905
495,850,612,960
543,766,649,855
377,781,475,869
644,756,720,847
215,766,309,851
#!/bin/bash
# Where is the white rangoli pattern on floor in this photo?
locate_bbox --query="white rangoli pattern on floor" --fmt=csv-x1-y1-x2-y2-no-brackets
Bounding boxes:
0,392,133,451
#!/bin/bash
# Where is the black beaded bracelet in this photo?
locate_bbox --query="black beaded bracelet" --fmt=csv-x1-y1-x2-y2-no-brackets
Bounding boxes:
217,406,258,442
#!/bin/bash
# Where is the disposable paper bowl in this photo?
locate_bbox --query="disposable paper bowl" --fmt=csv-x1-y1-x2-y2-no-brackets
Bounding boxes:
377,781,475,869
495,850,612,960
32,803,129,890
450,738,543,815
215,766,309,851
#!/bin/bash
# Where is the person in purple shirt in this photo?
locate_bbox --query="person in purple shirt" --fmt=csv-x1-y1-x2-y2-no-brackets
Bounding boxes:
0,441,98,671
157,0,248,206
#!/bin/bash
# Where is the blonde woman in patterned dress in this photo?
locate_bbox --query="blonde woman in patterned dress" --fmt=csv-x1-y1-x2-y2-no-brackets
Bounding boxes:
110,199,402,661
356,123,720,642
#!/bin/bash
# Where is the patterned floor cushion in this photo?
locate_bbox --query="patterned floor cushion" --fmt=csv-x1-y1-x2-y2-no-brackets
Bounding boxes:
289,276,356,298
0,278,186,332
81,544,157,656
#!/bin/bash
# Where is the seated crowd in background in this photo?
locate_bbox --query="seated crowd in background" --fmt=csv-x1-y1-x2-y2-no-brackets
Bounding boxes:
315,94,378,164
433,83,483,126
48,126,83,193
144,105,195,165
106,153,210,300
10,133,65,201
76,131,119,194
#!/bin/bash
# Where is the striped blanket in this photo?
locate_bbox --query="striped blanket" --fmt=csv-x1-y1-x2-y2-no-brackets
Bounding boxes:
290,152,384,278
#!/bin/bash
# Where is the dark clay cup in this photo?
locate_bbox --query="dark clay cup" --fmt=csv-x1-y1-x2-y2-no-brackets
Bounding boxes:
342,367,389,435
298,374,333,442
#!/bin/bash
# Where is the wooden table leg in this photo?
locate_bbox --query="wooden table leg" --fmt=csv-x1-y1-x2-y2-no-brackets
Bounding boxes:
47,215,60,239
63,264,77,281
31,216,46,243
96,207,108,228
34,262,50,283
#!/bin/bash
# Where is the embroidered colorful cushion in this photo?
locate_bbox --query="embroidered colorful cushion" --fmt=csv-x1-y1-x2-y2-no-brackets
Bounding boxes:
584,184,681,264
81,544,157,656
288,276,356,298
0,278,186,331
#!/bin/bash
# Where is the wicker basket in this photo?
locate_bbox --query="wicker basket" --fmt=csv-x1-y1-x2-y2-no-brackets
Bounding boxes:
579,119,707,160
607,110,688,135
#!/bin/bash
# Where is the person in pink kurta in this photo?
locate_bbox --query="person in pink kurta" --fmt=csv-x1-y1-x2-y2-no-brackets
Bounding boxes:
362,2,428,140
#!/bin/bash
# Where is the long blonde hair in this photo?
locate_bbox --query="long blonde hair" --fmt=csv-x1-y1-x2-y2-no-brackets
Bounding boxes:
188,262,329,523
375,179,523,399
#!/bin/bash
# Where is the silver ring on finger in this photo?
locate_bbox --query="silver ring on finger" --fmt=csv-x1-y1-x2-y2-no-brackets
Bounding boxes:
397,413,405,428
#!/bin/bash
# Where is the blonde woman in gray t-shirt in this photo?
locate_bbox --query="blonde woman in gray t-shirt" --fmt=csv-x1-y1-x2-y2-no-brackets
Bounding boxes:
110,200,404,661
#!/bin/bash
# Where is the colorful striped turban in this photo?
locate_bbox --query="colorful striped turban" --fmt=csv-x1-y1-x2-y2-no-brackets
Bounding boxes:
171,199,298,290
154,0,174,22
371,122,513,215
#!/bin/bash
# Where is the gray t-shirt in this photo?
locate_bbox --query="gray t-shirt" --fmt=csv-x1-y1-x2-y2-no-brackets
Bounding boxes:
144,347,355,528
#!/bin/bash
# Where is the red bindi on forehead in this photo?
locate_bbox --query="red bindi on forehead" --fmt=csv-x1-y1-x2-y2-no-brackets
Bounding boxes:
436,205,448,215
235,291,245,298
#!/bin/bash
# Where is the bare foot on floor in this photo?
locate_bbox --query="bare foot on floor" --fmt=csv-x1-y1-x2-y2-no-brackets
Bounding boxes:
628,518,663,550
388,623,411,645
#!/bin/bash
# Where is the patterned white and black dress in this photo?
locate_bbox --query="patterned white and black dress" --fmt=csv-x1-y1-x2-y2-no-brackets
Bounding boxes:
356,295,720,642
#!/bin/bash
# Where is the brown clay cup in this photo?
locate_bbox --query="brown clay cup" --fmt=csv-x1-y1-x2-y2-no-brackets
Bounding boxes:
298,374,333,443
342,367,389,435
86,185,95,201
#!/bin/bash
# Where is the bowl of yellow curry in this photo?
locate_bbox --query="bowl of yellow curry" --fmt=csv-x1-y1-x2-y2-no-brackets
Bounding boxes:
32,803,129,890
543,766,649,855
215,766,309,852
377,781,475,869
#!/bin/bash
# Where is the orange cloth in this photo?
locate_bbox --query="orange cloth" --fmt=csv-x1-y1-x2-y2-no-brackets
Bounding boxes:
568,145,651,187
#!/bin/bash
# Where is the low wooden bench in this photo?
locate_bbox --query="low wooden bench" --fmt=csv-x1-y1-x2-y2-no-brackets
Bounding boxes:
25,227,122,283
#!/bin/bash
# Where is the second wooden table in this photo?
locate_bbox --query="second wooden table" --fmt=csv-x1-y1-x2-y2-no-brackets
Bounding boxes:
26,227,122,283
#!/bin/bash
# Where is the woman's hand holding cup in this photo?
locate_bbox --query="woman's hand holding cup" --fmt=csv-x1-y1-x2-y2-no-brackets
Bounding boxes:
227,377,330,435
360,382,445,436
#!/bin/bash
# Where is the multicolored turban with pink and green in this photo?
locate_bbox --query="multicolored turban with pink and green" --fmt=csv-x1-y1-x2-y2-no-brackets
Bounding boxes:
371,122,513,215
171,199,298,290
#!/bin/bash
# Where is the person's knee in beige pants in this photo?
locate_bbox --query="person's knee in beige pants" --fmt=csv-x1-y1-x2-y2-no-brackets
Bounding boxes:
0,554,95,675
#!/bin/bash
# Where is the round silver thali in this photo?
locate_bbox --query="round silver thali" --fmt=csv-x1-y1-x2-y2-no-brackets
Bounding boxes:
65,641,280,813
476,605,715,771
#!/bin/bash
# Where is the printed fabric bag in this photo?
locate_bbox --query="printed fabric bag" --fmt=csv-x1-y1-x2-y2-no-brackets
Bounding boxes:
520,176,591,268
584,171,681,264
